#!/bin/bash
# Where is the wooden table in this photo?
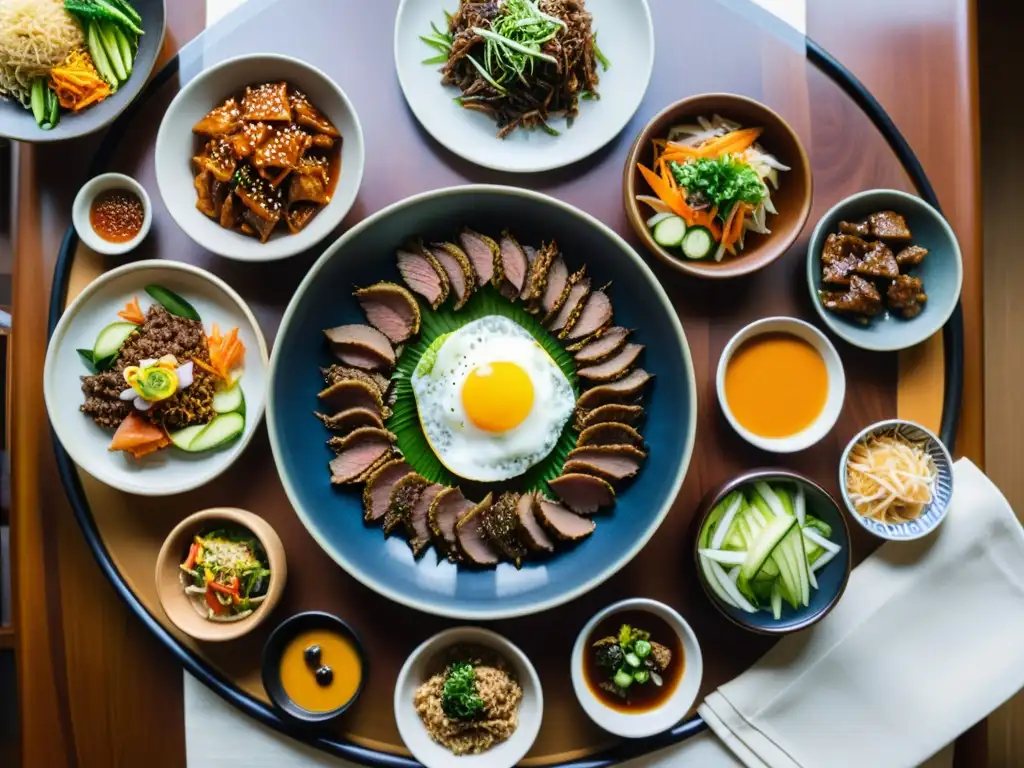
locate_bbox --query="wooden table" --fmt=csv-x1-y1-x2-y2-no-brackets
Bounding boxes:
12,1,983,765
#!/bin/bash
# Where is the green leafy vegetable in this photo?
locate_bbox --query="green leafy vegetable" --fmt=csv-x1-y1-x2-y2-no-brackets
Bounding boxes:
145,285,201,322
65,0,144,36
616,624,650,652
670,156,765,220
441,662,485,720
77,349,98,373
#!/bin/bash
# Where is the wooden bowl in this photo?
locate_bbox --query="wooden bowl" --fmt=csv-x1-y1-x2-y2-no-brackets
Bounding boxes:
623,93,813,279
155,508,287,642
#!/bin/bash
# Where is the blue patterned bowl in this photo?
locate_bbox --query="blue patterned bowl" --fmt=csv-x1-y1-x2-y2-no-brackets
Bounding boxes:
839,420,954,541
692,470,852,635
267,186,697,619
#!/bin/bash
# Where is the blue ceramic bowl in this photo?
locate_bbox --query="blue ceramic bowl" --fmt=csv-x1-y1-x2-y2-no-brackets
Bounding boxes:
839,419,954,541
267,186,697,620
806,189,963,352
693,470,852,634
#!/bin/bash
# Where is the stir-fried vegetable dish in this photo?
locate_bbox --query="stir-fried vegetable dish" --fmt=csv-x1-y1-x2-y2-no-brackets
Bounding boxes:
179,528,271,622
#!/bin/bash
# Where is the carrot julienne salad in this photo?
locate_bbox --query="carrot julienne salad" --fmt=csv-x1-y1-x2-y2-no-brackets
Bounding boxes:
635,114,790,262
77,284,248,460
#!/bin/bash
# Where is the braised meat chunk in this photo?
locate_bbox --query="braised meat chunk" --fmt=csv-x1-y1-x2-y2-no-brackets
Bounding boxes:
241,82,292,122
838,219,869,237
868,210,912,241
190,81,341,244
896,245,928,268
887,275,927,319
854,241,899,280
819,275,884,320
821,233,866,285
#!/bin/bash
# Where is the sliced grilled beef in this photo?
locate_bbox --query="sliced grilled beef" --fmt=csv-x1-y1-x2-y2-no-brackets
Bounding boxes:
515,492,554,552
315,406,385,434
549,275,591,338
564,290,612,341
564,444,647,482
482,492,528,567
428,486,474,559
569,326,631,360
577,343,644,383
495,230,529,300
576,369,653,411
455,493,501,566
354,282,421,344
405,483,445,557
540,256,569,316
578,422,644,447
543,265,586,326
575,402,645,431
318,378,384,414
323,324,396,372
397,245,450,309
321,365,390,396
429,242,475,310
521,241,559,309
536,498,596,540
548,473,616,514
383,473,429,535
328,428,394,484
362,458,412,522
458,228,499,286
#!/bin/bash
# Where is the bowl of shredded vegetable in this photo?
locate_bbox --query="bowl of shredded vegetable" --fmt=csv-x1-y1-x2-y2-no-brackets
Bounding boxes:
839,419,954,541
623,93,812,279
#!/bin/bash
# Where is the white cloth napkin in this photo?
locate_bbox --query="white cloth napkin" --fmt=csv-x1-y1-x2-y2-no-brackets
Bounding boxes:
699,458,1024,768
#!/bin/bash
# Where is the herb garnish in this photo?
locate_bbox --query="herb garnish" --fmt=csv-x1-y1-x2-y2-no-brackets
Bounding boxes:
441,662,485,720
670,156,765,220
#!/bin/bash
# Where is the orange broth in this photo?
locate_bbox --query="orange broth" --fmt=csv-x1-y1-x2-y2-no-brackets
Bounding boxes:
279,628,362,713
724,333,828,438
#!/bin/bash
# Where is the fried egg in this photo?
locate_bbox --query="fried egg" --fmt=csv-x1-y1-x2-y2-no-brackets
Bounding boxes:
411,315,575,482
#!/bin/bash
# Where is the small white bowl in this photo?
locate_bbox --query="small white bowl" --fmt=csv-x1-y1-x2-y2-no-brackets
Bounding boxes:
716,317,846,453
394,627,543,768
44,260,269,496
155,53,365,262
72,173,153,256
572,599,702,739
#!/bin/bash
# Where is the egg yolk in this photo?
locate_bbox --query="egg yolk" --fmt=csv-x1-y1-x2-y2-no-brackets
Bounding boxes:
462,362,534,433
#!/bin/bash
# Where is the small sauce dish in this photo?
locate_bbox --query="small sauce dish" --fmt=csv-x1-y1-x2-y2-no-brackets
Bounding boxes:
72,173,152,256
571,598,703,739
717,316,845,453
261,611,367,725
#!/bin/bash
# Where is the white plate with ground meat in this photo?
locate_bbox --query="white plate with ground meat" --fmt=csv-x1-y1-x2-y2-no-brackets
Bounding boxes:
44,260,269,496
394,627,543,768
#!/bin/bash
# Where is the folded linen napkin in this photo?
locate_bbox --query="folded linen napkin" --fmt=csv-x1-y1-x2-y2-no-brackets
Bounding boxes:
699,458,1024,768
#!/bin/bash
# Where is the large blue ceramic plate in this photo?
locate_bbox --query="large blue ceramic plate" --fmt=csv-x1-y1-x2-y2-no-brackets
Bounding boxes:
267,186,696,619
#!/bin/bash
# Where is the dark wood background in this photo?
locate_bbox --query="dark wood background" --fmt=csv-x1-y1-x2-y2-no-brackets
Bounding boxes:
10,0,984,765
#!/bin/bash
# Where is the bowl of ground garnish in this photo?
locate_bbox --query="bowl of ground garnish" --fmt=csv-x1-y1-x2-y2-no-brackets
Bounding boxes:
394,626,542,768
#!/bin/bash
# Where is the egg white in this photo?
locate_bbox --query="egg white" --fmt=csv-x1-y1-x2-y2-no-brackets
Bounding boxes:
411,315,575,482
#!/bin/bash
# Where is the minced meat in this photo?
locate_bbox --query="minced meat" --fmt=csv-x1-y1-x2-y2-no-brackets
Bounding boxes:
80,305,217,431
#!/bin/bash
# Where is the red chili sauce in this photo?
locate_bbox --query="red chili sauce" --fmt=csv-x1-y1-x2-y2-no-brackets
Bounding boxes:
90,189,145,243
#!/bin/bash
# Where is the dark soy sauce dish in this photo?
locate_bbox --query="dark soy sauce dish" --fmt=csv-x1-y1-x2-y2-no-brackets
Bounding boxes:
583,610,684,714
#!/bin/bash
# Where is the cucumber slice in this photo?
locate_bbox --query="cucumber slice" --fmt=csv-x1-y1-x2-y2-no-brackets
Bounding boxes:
739,513,796,583
710,492,743,550
93,321,137,361
681,226,714,260
803,514,833,538
698,548,746,566
189,413,245,452
702,554,757,613
145,285,201,321
167,424,206,451
698,495,732,549
99,21,127,82
770,582,783,620
30,78,46,126
652,215,687,248
212,385,245,414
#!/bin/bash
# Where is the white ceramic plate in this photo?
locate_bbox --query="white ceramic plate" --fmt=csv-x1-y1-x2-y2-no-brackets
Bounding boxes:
44,260,269,496
155,54,365,262
394,0,655,172
394,627,543,768
571,598,703,738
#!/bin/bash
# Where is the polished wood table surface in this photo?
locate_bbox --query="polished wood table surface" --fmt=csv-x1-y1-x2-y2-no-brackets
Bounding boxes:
12,1,983,765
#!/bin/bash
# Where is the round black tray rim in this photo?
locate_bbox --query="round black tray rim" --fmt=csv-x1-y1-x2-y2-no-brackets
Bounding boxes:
44,30,964,768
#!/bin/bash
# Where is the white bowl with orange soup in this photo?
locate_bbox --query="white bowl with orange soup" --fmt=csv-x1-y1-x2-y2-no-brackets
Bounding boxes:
717,317,845,453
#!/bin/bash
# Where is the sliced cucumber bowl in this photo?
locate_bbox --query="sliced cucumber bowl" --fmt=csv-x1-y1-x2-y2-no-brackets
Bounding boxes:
694,472,851,634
